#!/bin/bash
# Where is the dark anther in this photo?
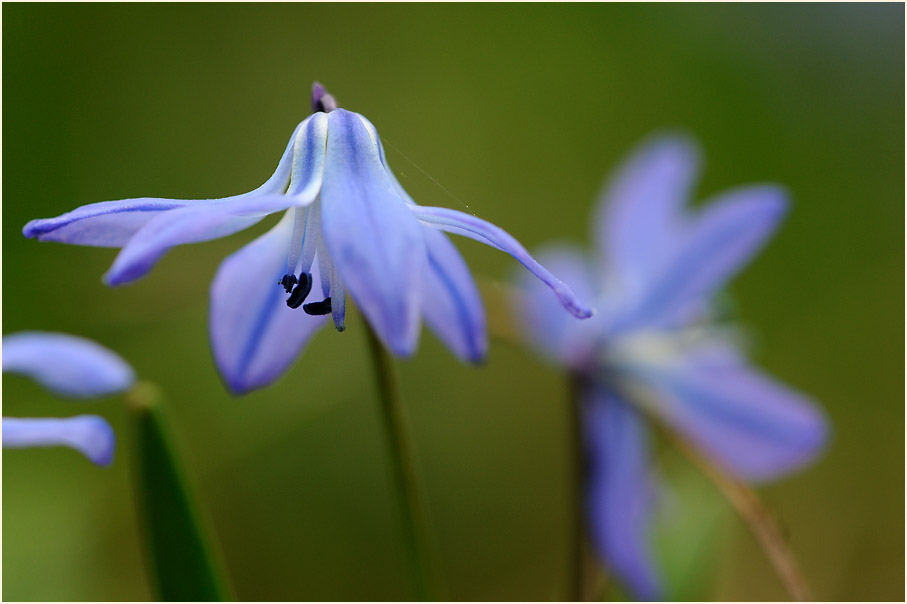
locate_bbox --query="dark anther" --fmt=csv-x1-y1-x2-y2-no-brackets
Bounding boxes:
286,273,313,309
303,297,332,316
279,273,298,293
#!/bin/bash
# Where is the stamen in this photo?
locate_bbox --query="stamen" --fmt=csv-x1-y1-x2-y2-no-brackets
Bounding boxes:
286,207,308,277
279,273,298,293
303,297,332,316
286,273,313,309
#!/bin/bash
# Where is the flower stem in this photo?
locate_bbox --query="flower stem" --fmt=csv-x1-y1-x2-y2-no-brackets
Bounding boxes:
126,382,231,602
659,425,813,601
567,376,587,602
363,323,436,601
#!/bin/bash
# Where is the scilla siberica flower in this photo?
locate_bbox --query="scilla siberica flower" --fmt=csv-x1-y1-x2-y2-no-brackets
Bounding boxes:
513,135,828,599
24,83,592,394
3,332,135,466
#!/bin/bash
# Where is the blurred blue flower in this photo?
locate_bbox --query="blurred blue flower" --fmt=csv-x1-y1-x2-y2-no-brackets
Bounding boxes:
3,332,135,466
513,135,828,599
24,83,592,395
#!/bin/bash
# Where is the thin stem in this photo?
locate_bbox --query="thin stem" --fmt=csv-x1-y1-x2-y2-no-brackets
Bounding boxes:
363,323,436,601
658,426,813,601
567,376,586,602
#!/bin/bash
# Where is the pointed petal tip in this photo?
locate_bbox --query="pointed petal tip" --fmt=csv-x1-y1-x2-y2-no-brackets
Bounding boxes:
465,348,488,365
218,363,271,397
101,269,131,288
22,219,40,239
554,287,596,320
224,378,252,398
387,337,418,359
367,321,419,358
89,419,117,467
22,218,59,240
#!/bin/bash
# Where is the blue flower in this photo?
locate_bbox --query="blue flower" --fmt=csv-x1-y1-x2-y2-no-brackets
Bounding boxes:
24,83,592,395
3,332,135,466
513,135,828,599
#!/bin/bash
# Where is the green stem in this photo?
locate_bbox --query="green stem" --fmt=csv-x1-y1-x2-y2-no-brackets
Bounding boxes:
127,382,230,602
363,324,436,601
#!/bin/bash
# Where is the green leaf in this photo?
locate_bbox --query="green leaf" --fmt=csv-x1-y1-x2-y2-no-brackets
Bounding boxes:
128,383,230,602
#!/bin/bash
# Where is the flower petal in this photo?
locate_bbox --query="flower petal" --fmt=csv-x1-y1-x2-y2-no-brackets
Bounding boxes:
513,244,603,369
2,332,134,398
320,109,426,356
583,383,663,600
420,226,487,363
104,117,328,286
104,194,308,286
634,342,829,481
594,135,700,295
622,186,788,330
210,212,328,395
24,198,199,248
410,206,594,320
3,415,116,466
22,119,309,248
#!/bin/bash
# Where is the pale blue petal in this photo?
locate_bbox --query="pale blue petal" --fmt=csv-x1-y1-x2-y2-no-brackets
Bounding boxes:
634,342,829,481
24,198,198,247
104,117,328,286
2,332,134,398
513,244,604,369
22,119,308,248
410,206,594,320
420,226,487,363
620,186,788,330
3,416,116,466
583,384,663,600
320,109,426,356
594,135,700,296
104,193,310,286
210,212,328,395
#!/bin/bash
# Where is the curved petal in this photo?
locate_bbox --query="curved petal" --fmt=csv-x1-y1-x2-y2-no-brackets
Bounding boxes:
420,226,487,363
320,109,426,356
24,198,199,248
22,119,308,248
2,332,134,398
105,118,328,286
583,383,663,600
622,186,788,330
633,342,829,481
594,135,700,294
3,415,116,466
512,244,604,369
410,206,594,320
104,194,307,286
210,212,328,395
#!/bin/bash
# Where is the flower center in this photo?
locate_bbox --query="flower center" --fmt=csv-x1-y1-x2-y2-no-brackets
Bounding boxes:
279,207,333,315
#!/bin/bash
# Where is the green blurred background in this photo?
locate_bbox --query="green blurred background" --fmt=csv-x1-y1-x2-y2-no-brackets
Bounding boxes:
3,4,903,601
